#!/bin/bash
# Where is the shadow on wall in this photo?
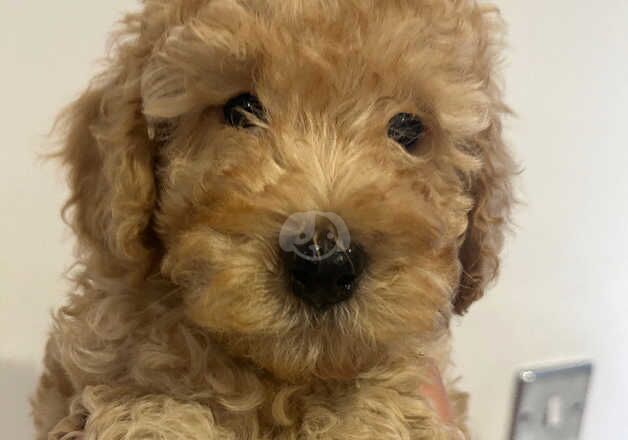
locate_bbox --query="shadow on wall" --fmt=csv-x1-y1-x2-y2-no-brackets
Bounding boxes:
0,359,39,439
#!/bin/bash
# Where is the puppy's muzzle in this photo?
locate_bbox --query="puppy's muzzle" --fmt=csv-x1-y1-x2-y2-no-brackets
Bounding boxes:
281,219,366,310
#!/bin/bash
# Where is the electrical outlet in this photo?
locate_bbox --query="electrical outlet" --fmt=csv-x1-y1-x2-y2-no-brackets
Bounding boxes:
509,362,593,440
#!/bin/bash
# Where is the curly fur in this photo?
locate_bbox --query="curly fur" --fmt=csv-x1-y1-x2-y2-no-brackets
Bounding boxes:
32,0,515,438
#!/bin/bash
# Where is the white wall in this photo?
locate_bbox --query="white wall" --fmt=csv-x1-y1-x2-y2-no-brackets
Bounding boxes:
1,1,626,439
452,0,628,439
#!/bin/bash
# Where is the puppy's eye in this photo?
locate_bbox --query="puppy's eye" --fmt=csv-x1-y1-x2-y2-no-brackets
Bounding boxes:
387,112,425,152
223,93,266,128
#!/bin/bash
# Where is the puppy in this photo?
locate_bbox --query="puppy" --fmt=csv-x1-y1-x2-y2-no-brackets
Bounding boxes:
33,1,514,439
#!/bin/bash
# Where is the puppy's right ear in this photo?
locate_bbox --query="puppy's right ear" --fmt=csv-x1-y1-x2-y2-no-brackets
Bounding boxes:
58,66,157,283
57,1,246,284
55,1,186,283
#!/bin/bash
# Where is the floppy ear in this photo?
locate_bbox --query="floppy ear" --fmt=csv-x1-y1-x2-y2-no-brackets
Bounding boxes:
58,66,158,283
57,1,244,283
454,119,515,315
56,3,180,283
447,2,516,315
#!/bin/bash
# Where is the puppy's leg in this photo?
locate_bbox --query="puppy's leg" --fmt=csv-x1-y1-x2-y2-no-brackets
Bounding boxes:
49,385,239,440
32,339,76,440
349,385,464,440
304,363,465,440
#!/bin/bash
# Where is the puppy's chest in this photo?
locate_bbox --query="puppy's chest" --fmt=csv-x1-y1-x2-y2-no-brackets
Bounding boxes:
194,366,442,440
59,295,449,437
128,320,447,438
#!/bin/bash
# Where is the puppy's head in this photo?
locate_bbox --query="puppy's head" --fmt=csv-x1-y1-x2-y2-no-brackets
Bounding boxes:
59,0,514,380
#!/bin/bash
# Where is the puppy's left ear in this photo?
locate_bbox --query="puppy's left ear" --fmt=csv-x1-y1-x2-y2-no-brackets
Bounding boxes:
454,120,514,314
453,5,516,315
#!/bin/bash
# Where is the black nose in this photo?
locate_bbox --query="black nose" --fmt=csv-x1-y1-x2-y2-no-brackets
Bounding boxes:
281,224,366,310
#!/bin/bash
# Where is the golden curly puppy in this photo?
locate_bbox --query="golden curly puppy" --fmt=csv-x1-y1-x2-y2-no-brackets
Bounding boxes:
33,0,514,438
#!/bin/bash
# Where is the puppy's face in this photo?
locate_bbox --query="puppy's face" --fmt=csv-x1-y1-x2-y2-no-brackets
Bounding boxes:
63,0,513,380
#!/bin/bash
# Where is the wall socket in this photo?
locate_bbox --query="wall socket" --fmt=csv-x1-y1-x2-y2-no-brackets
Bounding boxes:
509,362,593,440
